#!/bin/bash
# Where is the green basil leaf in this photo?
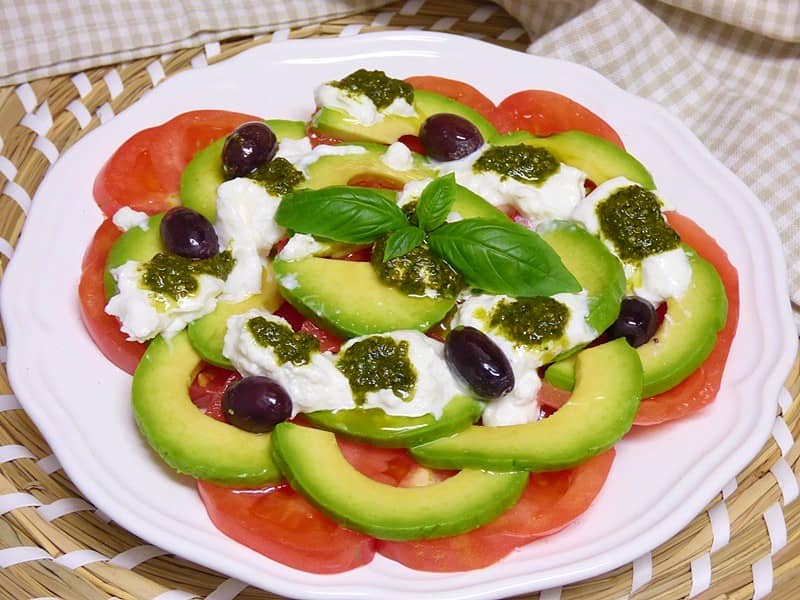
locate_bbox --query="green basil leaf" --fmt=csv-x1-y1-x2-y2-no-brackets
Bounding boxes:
276,186,407,244
416,173,456,231
382,226,426,262
428,218,581,297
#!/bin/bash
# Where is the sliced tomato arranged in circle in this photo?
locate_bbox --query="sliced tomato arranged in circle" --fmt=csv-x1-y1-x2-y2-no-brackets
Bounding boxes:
491,90,625,148
197,480,376,574
377,449,615,572
78,219,146,374
406,76,496,121
189,363,241,422
93,110,260,218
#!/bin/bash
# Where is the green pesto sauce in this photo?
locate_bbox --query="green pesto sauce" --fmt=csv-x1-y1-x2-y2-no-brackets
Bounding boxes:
371,236,464,298
247,316,319,366
473,144,559,185
337,336,417,405
597,185,680,261
489,297,569,348
250,157,305,195
332,69,414,110
141,251,234,301
402,200,419,227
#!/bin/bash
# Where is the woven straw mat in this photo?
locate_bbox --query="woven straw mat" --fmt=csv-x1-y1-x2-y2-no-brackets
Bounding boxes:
0,1,797,599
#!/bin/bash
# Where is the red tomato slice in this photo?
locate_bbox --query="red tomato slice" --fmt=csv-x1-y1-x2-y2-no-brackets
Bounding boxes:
405,76,496,121
299,320,342,353
377,449,615,572
338,438,417,486
197,480,376,574
93,110,260,217
78,220,146,374
491,90,624,148
632,212,739,425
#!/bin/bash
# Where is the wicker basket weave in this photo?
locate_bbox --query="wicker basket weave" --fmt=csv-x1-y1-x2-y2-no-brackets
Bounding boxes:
0,1,798,599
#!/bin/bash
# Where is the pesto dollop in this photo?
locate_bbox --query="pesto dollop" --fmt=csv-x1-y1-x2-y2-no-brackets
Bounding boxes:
337,336,417,404
247,316,319,366
332,69,414,110
597,185,680,261
141,250,234,301
473,144,559,185
489,296,569,347
372,236,464,298
250,157,304,195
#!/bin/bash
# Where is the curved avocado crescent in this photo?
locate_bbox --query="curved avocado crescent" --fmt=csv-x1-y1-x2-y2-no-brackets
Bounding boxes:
271,422,528,541
410,338,643,472
132,331,282,486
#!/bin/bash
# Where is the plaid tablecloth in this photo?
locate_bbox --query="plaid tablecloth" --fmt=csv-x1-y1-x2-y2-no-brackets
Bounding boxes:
2,0,798,327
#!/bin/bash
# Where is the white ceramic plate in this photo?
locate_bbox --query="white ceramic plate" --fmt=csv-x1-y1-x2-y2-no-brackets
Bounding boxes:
3,32,796,600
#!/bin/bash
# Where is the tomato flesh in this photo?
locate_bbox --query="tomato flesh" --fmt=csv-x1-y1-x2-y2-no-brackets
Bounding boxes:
78,219,146,373
197,481,376,574
93,110,259,217
406,76,496,121
491,90,624,148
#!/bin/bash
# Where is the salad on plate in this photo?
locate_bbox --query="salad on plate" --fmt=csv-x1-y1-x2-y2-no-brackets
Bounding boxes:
77,69,738,573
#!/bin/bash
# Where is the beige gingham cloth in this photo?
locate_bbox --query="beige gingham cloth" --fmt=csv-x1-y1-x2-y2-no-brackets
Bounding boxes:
1,0,798,327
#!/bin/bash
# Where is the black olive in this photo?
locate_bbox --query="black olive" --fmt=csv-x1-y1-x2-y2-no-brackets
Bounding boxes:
419,113,484,161
605,296,659,348
222,121,278,178
444,326,514,400
160,207,219,259
221,375,293,433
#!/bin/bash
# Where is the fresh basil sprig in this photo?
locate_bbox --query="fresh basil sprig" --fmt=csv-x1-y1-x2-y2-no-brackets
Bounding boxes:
428,218,581,297
275,186,407,244
416,173,456,231
382,226,426,262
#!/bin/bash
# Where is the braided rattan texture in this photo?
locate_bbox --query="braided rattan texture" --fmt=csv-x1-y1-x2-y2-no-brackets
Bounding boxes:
0,1,798,598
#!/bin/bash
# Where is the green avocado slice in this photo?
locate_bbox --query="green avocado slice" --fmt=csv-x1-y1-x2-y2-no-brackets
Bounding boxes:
413,89,499,142
545,247,727,396
132,331,281,486
539,221,626,335
410,338,642,471
304,141,436,189
493,130,655,189
273,257,454,338
305,395,484,448
271,422,528,540
180,119,307,221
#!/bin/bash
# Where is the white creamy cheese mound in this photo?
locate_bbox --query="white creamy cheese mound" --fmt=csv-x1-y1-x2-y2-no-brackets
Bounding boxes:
381,141,415,171
105,261,223,342
339,330,464,420
215,178,285,302
432,145,586,224
396,178,433,207
111,207,149,232
223,310,355,416
571,176,692,302
314,84,416,127
274,136,313,165
278,233,324,261
452,292,594,426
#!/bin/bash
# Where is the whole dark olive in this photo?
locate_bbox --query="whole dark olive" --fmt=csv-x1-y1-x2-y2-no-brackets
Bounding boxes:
222,121,278,178
419,113,484,161
605,296,659,348
160,207,219,259
444,326,514,400
221,375,293,433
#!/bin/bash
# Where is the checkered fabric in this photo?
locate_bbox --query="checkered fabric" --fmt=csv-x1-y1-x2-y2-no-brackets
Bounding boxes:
1,0,798,326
